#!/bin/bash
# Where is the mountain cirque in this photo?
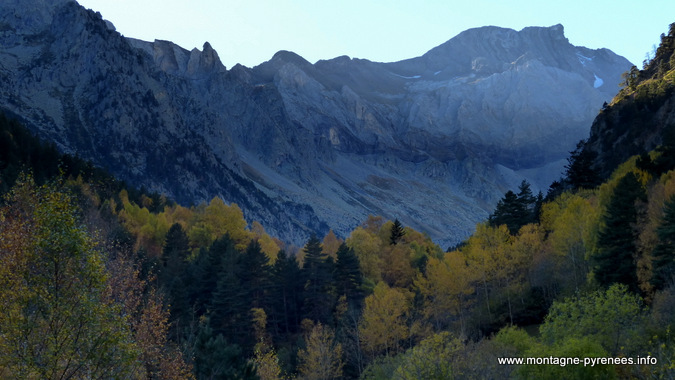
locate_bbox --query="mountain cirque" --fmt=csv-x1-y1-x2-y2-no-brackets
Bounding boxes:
0,0,632,247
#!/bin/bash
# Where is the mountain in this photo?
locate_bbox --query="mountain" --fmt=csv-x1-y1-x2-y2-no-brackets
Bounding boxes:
0,0,632,246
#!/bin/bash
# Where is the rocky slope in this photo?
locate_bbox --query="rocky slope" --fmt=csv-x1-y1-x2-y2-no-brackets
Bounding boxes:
584,24,675,179
0,0,632,246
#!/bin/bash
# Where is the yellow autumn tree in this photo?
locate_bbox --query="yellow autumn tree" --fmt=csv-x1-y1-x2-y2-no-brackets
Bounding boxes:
540,192,599,292
182,197,255,251
463,223,512,321
498,224,541,324
415,251,476,336
359,282,411,358
322,229,342,259
251,308,282,380
381,243,418,288
0,176,140,378
297,321,343,380
347,226,383,284
251,221,281,264
117,189,171,256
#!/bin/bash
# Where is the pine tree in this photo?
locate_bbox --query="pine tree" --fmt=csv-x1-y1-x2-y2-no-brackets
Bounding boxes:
652,195,675,289
489,191,525,234
334,243,366,378
565,139,600,189
490,181,539,234
208,261,250,350
517,180,535,207
533,191,544,223
390,219,405,245
269,250,303,336
239,239,271,309
335,243,364,309
207,240,272,353
162,223,190,276
193,235,236,316
516,180,537,226
593,172,645,291
193,323,257,380
161,223,191,338
301,234,335,324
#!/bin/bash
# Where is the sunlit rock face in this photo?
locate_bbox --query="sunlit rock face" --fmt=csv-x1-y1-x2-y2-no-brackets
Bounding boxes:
0,1,631,246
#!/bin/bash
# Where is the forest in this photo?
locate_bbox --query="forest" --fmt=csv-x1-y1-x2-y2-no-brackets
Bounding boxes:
1,23,675,380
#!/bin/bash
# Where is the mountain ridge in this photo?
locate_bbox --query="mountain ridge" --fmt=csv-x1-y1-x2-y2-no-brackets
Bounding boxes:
0,0,632,246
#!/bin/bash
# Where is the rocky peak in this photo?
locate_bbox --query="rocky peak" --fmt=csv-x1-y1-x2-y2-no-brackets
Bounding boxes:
413,25,577,76
186,41,226,77
129,39,226,78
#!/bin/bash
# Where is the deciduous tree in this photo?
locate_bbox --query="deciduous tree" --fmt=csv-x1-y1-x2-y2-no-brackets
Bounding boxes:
0,176,140,378
359,282,411,358
297,321,343,380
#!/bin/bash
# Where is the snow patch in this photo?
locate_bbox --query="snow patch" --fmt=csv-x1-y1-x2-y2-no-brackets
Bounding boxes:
593,74,604,88
434,71,442,76
392,73,421,79
576,52,593,66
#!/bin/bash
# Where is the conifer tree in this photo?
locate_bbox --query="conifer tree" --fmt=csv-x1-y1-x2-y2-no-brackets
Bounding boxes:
489,191,525,234
193,235,236,316
209,240,272,353
533,191,544,223
335,243,365,309
490,182,540,234
593,172,645,291
565,140,600,189
209,264,251,351
270,250,303,336
517,180,535,208
390,219,406,245
651,195,675,289
239,239,271,309
161,223,191,338
193,323,257,380
161,223,190,280
301,234,335,324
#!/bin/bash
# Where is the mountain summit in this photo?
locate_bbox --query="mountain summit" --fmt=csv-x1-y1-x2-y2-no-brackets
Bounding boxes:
0,1,632,246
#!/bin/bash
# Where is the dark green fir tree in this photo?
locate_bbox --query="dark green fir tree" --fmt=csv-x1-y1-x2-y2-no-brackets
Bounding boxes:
160,223,191,340
593,172,645,291
301,234,335,324
652,195,675,290
193,322,257,380
489,190,526,234
390,219,405,245
269,250,303,336
335,243,364,309
193,235,236,316
565,139,600,189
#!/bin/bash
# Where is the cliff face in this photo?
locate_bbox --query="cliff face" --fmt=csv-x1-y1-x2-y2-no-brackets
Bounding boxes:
0,1,632,246
584,25,675,179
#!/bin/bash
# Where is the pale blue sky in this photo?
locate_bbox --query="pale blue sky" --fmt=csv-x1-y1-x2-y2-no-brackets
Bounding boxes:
76,0,674,69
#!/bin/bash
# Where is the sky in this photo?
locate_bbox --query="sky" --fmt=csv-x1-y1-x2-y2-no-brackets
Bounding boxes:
75,0,675,69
